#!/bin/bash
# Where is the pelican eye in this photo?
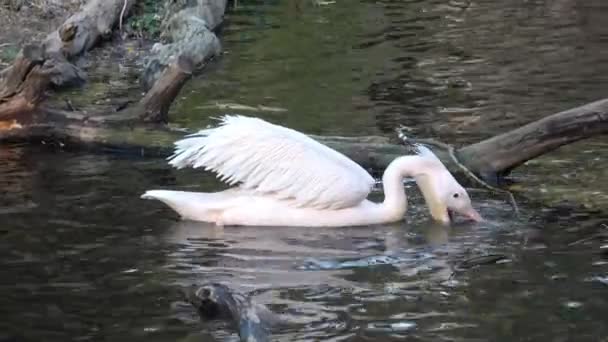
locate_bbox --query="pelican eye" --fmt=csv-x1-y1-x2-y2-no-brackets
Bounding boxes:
453,193,459,198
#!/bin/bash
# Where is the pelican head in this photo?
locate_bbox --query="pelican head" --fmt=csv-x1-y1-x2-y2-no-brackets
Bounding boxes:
417,171,483,224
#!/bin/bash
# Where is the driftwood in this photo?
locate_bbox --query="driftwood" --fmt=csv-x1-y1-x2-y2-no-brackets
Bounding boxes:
137,56,195,123
0,0,136,118
0,0,225,126
184,283,282,342
141,0,224,91
137,0,225,121
458,98,608,179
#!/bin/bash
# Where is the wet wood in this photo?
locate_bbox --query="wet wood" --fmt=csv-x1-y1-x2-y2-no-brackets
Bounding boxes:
0,47,46,117
185,283,274,342
137,56,195,123
133,0,225,121
0,0,225,125
0,67,52,120
140,0,225,90
0,46,44,98
0,98,606,177
0,0,135,117
456,254,509,270
0,97,605,212
0,0,227,145
458,98,608,179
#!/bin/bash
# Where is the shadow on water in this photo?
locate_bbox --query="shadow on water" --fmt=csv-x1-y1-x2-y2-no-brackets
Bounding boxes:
1,0,608,341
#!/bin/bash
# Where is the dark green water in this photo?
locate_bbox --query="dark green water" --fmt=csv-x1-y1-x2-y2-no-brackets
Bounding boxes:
1,0,608,341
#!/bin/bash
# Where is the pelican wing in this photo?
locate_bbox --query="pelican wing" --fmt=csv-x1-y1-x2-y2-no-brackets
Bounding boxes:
168,115,375,209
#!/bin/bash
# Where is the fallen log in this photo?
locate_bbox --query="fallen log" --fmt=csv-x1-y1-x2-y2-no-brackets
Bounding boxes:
3,100,605,211
0,0,136,117
140,0,225,90
136,0,226,122
0,47,51,119
0,0,226,125
1,97,606,175
1,95,606,183
458,98,608,181
136,56,195,123
0,0,228,151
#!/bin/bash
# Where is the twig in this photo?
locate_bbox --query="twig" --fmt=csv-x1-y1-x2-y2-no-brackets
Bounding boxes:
449,254,510,279
448,146,520,216
119,0,128,32
568,223,608,246
396,126,520,217
567,233,604,247
456,254,509,269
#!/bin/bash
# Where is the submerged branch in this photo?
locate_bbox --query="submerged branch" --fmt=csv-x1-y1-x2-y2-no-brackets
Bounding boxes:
397,127,520,216
0,98,606,179
458,98,608,178
185,283,281,342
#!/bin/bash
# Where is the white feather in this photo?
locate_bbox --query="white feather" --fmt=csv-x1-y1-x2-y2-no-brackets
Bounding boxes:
413,144,442,162
168,115,375,209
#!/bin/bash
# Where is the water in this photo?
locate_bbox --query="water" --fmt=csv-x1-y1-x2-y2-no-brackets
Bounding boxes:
1,0,608,341
0,145,606,341
172,0,608,207
174,0,608,140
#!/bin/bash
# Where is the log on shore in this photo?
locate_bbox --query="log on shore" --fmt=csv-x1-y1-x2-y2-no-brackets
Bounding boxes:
0,0,229,154
0,0,227,126
0,0,136,117
136,0,227,122
139,0,226,117
136,56,195,123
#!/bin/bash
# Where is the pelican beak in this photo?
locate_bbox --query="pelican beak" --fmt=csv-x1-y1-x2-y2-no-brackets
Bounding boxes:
460,207,483,222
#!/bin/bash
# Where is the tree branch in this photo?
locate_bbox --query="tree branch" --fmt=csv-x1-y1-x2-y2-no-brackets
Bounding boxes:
458,98,608,178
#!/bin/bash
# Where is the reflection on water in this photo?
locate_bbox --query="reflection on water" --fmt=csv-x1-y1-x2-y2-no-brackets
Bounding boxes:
0,146,606,342
1,0,608,340
175,0,608,140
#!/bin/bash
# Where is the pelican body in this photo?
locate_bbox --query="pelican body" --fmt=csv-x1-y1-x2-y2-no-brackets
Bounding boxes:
142,115,482,227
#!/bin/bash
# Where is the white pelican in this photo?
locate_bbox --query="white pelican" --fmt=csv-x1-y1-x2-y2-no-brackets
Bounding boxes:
142,115,482,227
